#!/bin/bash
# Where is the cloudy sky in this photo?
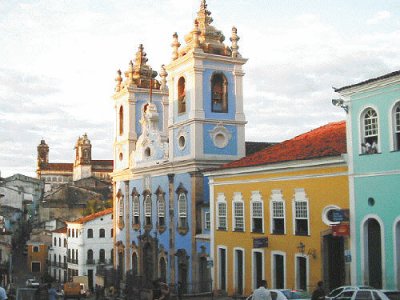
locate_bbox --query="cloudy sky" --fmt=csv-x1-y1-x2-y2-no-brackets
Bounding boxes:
1,0,400,178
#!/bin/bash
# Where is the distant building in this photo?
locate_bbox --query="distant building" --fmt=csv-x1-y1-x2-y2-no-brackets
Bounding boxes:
36,134,113,192
36,134,113,223
57,208,113,290
0,174,43,221
335,70,400,289
48,227,67,283
26,229,52,274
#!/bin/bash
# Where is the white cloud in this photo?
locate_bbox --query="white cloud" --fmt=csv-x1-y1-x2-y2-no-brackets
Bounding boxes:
367,11,391,25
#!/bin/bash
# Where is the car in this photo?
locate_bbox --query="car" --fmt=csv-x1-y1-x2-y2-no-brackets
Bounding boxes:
334,289,390,300
326,286,373,300
247,289,310,300
25,278,40,288
381,290,400,300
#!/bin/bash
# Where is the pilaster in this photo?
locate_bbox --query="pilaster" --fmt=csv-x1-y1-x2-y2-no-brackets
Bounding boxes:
168,173,176,283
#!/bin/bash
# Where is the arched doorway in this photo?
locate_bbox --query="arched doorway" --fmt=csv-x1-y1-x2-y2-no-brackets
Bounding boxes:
176,249,188,294
364,218,382,288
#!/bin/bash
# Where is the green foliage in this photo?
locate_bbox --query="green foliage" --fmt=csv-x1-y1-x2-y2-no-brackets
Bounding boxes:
82,199,112,216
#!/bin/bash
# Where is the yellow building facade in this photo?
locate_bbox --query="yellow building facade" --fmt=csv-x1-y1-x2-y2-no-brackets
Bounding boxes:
207,121,350,297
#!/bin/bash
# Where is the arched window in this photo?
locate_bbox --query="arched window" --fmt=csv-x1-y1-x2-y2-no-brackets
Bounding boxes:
54,237,57,246
393,103,400,151
99,249,105,263
99,228,105,238
211,73,228,113
119,106,124,135
178,77,186,114
117,190,124,228
361,108,379,154
144,194,152,226
87,229,93,238
158,194,165,227
132,195,140,225
178,193,187,228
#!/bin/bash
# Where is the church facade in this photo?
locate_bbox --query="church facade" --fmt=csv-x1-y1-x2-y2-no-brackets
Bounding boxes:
111,0,247,293
37,134,113,192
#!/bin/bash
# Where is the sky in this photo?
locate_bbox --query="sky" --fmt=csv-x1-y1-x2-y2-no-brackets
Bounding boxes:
1,0,400,178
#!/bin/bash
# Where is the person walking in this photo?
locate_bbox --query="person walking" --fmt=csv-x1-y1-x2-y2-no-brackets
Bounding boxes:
311,281,326,300
253,280,272,300
48,283,57,300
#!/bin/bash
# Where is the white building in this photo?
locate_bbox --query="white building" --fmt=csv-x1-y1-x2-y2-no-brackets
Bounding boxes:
48,227,68,283
64,208,113,290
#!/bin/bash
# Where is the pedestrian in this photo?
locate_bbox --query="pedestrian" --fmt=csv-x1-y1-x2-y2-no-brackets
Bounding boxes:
311,281,325,300
0,282,7,300
253,280,272,300
158,281,170,300
48,283,57,300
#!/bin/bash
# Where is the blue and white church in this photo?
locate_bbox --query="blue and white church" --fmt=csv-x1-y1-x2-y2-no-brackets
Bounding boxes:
111,0,247,294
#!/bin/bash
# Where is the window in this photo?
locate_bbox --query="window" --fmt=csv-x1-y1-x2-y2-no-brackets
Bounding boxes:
178,193,187,228
111,229,113,238
393,103,400,151
157,194,166,227
217,193,227,230
33,246,39,253
58,238,61,247
87,229,93,238
132,195,140,225
293,189,309,236
271,190,285,234
233,193,244,231
64,239,67,248
251,191,263,233
211,72,228,113
117,190,124,228
361,108,379,154
53,237,56,246
99,249,105,263
144,194,152,226
99,228,105,238
87,250,94,264
178,77,186,114
119,106,124,135
204,211,210,230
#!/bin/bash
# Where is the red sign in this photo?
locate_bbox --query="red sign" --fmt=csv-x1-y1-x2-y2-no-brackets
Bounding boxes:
332,224,350,237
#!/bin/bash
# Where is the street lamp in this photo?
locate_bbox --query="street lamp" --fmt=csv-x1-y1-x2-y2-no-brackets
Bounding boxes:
297,242,305,255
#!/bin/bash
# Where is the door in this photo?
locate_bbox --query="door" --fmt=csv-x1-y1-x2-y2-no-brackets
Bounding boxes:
296,256,307,291
273,254,284,289
323,235,345,290
235,249,244,295
366,219,382,288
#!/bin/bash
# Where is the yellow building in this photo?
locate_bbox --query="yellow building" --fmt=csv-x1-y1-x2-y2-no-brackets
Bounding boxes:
27,229,52,274
206,121,350,297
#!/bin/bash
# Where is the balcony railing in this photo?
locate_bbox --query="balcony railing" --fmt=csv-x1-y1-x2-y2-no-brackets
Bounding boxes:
67,258,78,264
87,259,95,265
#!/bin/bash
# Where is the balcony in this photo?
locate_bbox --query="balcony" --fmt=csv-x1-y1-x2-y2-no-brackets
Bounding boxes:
67,258,78,264
87,259,95,265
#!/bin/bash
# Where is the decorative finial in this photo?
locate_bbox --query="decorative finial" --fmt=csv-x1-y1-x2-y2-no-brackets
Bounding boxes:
230,26,240,58
192,20,201,48
200,0,207,10
127,60,134,83
115,69,122,92
159,64,168,92
171,32,181,60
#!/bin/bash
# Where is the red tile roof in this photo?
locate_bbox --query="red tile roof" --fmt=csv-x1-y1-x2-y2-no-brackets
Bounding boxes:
41,163,73,172
222,121,346,169
53,227,67,233
69,208,113,224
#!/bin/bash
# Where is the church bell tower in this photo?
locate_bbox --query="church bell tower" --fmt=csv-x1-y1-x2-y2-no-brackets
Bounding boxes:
73,133,92,181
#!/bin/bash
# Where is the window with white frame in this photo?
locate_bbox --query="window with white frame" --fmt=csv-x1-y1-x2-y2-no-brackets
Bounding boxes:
158,194,166,227
393,102,400,151
217,193,227,230
178,193,187,228
117,190,124,228
144,194,152,226
233,193,244,231
132,195,140,225
204,211,210,230
251,191,263,233
270,190,285,234
293,188,309,236
361,108,379,154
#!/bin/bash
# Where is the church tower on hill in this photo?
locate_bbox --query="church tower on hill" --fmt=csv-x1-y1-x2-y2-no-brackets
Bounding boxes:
111,0,247,292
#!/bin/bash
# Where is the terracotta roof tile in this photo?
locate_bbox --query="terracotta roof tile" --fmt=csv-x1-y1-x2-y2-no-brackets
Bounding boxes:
53,227,67,233
41,163,73,172
69,208,113,224
222,121,346,169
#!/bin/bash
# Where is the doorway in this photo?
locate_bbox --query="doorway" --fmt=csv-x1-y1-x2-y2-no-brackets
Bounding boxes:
323,235,345,290
364,218,382,288
296,256,307,291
